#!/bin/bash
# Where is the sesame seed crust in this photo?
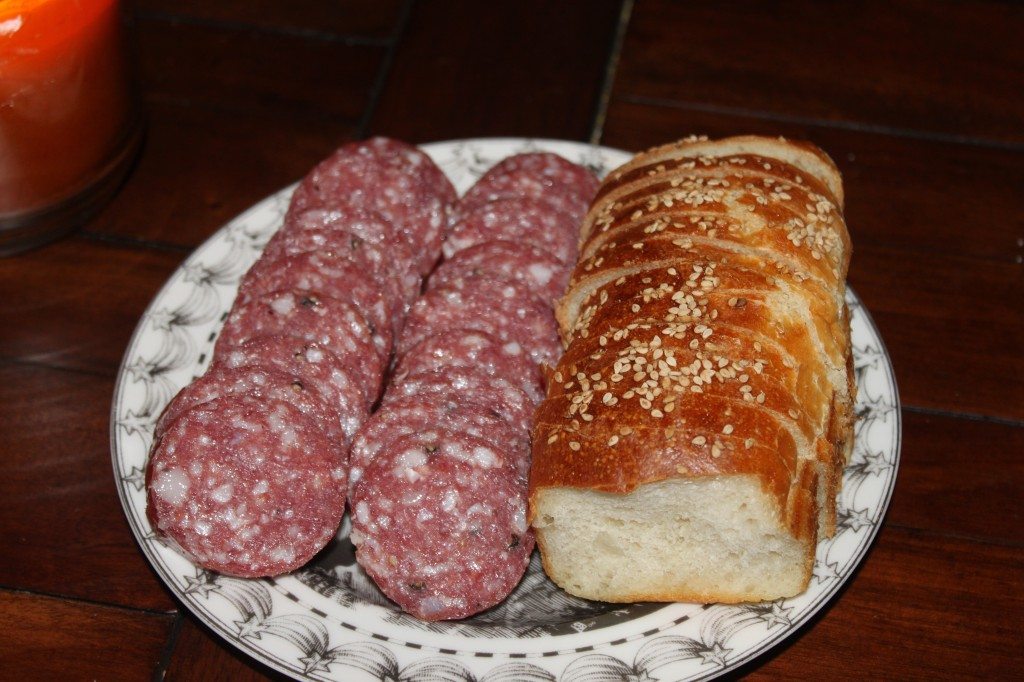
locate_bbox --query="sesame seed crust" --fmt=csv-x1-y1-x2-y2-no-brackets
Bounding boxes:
533,135,856,561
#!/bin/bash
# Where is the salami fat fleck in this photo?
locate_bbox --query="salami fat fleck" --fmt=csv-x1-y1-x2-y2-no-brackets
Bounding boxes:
264,207,419,309
349,432,533,620
239,251,394,356
399,276,562,367
216,289,384,400
349,393,531,489
442,198,579,264
154,365,347,445
392,329,543,402
148,395,346,578
459,152,599,223
384,367,537,429
428,240,570,306
216,335,368,433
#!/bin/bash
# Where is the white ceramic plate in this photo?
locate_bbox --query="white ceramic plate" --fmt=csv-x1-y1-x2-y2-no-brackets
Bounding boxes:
112,138,901,681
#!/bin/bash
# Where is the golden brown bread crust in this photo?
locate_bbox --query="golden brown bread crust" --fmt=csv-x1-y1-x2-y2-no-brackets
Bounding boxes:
529,135,855,601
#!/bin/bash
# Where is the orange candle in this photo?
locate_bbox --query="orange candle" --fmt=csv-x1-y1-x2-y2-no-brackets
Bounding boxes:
0,0,138,247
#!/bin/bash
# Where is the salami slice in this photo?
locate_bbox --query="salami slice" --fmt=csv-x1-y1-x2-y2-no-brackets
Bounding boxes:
384,366,537,428
459,152,599,223
286,138,456,275
349,393,530,489
393,329,543,402
264,207,419,308
442,198,579,264
398,277,562,367
238,251,394,357
148,395,346,578
216,289,384,399
429,240,570,306
216,335,368,430
349,432,533,620
153,364,348,445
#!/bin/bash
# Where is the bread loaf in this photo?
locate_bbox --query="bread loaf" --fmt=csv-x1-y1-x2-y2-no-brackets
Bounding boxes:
529,135,855,603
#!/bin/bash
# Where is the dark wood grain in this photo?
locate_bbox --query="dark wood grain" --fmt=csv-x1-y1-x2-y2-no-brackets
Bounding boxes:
888,410,1024,545
743,526,1024,678
851,245,1023,421
601,99,1024,264
134,16,384,120
368,0,623,142
131,0,405,40
164,617,288,681
0,362,175,611
0,590,174,679
0,237,182,373
82,102,355,247
614,0,1024,144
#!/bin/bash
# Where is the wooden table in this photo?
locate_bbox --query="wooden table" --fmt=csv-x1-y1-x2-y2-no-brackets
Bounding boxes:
2,1,1021,678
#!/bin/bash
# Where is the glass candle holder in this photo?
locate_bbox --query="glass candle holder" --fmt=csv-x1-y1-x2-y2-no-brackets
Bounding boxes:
0,0,142,255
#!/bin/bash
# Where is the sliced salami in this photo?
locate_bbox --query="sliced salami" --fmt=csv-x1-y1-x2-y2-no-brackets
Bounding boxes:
215,289,384,399
393,329,543,402
238,251,394,356
384,366,537,428
349,394,530,489
459,152,599,223
429,240,570,306
216,335,368,430
153,364,348,445
442,198,579,264
349,431,533,621
148,395,346,578
286,138,456,275
265,207,419,307
398,277,562,367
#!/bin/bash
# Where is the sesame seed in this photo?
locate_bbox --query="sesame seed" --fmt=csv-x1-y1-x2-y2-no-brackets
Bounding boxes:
723,424,734,434
547,434,558,444
608,435,619,446
692,435,707,445
569,441,581,451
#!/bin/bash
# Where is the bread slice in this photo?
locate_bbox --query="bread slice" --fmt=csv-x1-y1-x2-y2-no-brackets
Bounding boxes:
529,135,854,603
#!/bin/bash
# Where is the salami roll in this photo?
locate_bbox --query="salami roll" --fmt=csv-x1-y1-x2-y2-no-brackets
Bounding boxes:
393,329,542,399
216,289,384,399
442,198,579,264
385,367,537,429
147,395,346,578
459,152,599,223
349,432,533,621
398,277,562,367
428,240,570,306
349,394,531,488
238,251,394,356
287,138,456,275
154,364,346,445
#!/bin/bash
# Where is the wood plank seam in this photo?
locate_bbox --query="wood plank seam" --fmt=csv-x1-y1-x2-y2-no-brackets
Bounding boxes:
882,524,1024,551
77,230,193,255
589,0,634,145
356,0,415,139
901,405,1024,429
152,611,184,681
0,585,177,617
